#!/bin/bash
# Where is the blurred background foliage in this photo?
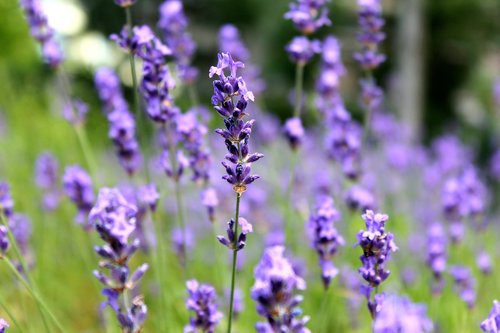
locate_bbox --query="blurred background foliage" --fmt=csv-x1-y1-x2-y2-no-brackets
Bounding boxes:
1,0,500,146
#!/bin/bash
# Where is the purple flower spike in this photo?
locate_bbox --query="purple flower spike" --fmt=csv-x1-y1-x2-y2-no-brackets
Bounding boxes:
201,188,219,222
284,0,331,34
283,117,305,150
307,196,344,289
209,52,262,194
89,188,138,247
20,0,64,67
357,210,397,289
217,217,253,251
285,36,321,65
138,184,159,212
0,319,8,333
481,300,500,333
158,0,198,84
373,295,433,333
0,182,14,219
450,266,476,309
90,188,148,333
0,226,10,256
251,246,310,333
185,279,223,333
63,99,89,126
477,251,493,275
35,152,61,211
355,0,386,71
63,166,94,228
426,223,447,294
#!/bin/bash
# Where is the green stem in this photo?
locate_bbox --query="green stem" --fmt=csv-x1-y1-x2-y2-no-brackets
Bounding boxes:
226,193,241,333
74,124,98,183
0,294,25,333
4,257,66,332
293,63,305,118
284,149,299,253
187,84,200,107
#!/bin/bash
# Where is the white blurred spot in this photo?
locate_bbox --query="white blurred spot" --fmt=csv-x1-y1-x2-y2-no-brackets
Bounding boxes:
68,32,120,67
44,0,87,36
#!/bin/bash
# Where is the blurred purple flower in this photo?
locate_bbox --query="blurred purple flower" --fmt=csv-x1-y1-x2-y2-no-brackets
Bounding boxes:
63,166,94,228
285,36,321,65
0,319,8,333
450,266,476,309
20,0,64,67
373,295,433,332
477,251,493,275
284,0,331,34
481,300,500,333
0,182,14,219
185,279,223,333
307,196,344,289
201,187,218,222
283,117,305,150
63,99,89,126
426,223,447,294
251,246,310,333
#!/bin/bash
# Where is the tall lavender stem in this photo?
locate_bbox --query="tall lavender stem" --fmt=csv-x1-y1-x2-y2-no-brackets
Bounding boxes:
227,192,241,333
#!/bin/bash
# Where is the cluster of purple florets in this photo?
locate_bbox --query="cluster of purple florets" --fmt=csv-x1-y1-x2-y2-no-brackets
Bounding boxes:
20,0,64,67
184,279,223,333
251,246,311,333
307,196,344,289
89,188,148,333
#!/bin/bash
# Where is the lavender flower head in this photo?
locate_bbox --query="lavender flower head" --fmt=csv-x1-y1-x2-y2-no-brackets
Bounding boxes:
0,319,8,333
251,246,310,333
35,152,61,211
284,0,331,34
450,266,476,309
201,187,218,222
219,25,249,63
307,196,344,289
63,166,94,227
158,0,198,83
283,117,305,150
20,0,64,67
0,182,14,219
426,223,447,294
209,52,263,194
185,279,223,333
373,295,433,333
89,188,148,333
63,99,89,126
477,251,492,275
217,217,253,251
285,36,321,65
357,210,397,288
0,226,10,257
345,185,376,212
354,0,386,71
481,300,500,333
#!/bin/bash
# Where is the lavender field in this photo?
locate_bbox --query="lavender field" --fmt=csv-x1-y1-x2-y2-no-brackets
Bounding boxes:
1,0,500,332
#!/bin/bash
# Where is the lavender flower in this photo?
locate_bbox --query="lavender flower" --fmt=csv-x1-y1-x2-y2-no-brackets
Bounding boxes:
0,226,10,257
450,266,476,309
201,187,218,222
477,251,492,275
373,295,433,333
89,188,148,333
285,37,321,65
219,25,249,63
481,300,500,333
426,223,447,294
357,210,397,288
0,182,14,219
0,319,8,333
63,99,89,126
9,214,33,271
345,185,376,212
209,52,263,194
35,152,61,211
251,246,310,333
217,217,253,250
284,0,331,34
138,183,159,212
20,0,64,67
185,279,223,333
171,226,193,265
63,165,95,227
283,117,305,150
307,196,344,289
354,0,386,71
158,0,198,83
94,67,128,114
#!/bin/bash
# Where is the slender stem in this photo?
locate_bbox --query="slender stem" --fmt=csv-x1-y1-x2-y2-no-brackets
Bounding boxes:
284,149,299,253
226,193,241,333
0,294,25,333
293,62,305,118
74,124,98,183
4,257,66,332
